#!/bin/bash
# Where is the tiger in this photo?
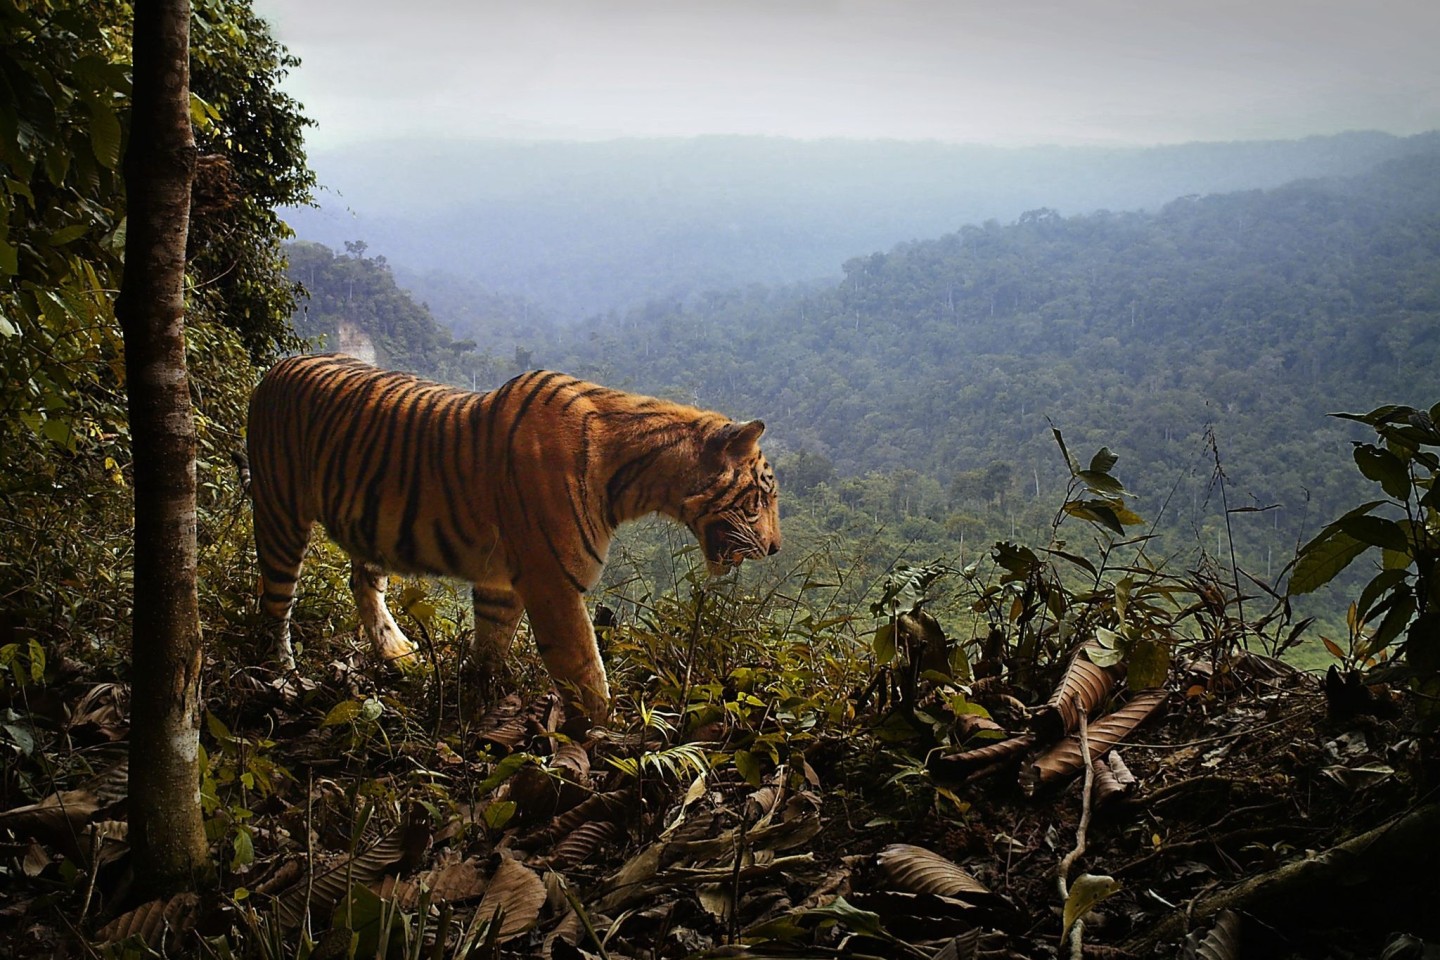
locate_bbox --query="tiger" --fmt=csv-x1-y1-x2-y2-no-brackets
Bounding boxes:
244,353,781,724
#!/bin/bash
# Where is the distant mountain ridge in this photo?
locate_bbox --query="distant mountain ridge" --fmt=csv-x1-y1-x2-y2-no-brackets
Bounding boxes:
287,130,1440,322
285,146,1440,620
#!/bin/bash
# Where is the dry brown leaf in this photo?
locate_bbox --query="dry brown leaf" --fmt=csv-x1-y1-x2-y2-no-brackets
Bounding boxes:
386,857,489,908
1091,759,1126,806
272,815,433,928
476,858,546,941
1107,750,1136,786
930,734,1035,779
931,929,984,960
0,787,101,854
1023,687,1169,793
544,820,622,870
1188,908,1242,960
552,742,591,784
474,694,530,749
1032,642,1121,742
876,844,989,899
22,841,49,877
67,683,127,739
521,789,628,848
97,893,199,946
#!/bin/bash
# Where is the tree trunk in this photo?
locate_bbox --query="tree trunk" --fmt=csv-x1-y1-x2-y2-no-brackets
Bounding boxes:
117,0,213,895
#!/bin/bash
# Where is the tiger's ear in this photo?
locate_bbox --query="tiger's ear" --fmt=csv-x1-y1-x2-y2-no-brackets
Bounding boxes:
708,420,766,462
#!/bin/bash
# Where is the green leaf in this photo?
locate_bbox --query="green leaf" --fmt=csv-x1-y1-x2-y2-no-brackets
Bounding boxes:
476,752,533,796
1127,639,1170,690
1371,589,1415,655
1077,470,1126,496
1354,444,1411,500
1052,426,1077,474
1043,547,1097,577
806,896,889,940
1289,532,1369,596
86,94,121,170
1063,874,1121,941
483,800,516,830
873,622,897,665
231,828,254,870
734,748,763,787
46,224,90,246
1336,515,1410,554
1087,645,1124,668
206,711,233,743
1356,569,1410,622
321,700,363,727
1063,500,1126,535
1088,447,1119,475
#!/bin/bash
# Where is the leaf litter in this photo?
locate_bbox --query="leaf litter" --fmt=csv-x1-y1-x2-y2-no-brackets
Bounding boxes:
0,630,1434,959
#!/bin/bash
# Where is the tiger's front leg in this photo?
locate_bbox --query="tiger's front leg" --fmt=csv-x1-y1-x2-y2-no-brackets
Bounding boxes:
469,585,524,692
515,578,609,726
350,561,419,669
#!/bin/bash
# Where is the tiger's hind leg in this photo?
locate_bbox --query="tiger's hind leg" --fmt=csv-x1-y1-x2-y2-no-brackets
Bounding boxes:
350,561,419,669
469,585,524,693
254,507,312,672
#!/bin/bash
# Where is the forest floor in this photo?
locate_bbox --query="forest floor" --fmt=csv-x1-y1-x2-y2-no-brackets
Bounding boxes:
1,631,1437,960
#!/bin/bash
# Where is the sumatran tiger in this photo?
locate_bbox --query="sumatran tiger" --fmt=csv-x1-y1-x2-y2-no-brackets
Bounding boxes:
245,354,781,724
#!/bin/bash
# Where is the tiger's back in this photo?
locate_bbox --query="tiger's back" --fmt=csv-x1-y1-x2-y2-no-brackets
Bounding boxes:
246,353,781,723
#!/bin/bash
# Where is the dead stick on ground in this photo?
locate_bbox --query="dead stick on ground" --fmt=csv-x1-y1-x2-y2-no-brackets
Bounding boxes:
1124,801,1440,954
1058,698,1096,959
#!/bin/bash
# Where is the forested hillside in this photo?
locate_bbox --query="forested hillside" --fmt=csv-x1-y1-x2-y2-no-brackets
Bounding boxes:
290,131,1440,320
363,150,1435,624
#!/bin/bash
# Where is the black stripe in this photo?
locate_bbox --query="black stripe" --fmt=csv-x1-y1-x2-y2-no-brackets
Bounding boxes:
605,442,677,509
357,384,410,550
541,374,575,406
481,373,526,460
258,559,299,585
431,395,476,550
565,487,605,566
537,521,589,594
395,390,446,566
560,384,618,413
475,609,517,628
472,585,515,606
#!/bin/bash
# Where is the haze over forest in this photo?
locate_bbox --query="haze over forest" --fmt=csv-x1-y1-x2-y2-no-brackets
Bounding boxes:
283,131,1440,639
250,0,1440,640
290,131,1440,320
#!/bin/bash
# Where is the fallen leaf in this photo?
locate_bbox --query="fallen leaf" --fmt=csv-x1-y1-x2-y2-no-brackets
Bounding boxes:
476,858,546,941
97,893,199,947
876,844,989,899
1061,873,1120,942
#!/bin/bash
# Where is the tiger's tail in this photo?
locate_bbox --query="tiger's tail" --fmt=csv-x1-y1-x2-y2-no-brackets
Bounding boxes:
231,449,251,496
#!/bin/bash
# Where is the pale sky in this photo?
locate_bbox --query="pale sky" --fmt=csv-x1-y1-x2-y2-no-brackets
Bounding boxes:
252,0,1440,150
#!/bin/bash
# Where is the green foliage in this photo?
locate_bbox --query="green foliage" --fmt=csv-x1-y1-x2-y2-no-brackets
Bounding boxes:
284,240,498,384
187,0,317,358
201,710,290,872
1289,403,1440,689
0,0,312,653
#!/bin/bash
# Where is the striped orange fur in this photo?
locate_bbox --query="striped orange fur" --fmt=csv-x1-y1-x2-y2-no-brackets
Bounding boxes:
245,354,781,722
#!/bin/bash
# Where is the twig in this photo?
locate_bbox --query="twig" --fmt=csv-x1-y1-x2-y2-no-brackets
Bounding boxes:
1057,697,1097,958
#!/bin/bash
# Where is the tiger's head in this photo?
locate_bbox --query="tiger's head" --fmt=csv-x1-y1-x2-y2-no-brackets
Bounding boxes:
684,420,782,576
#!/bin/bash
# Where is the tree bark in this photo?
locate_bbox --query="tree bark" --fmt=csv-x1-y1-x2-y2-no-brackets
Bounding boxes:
117,0,214,895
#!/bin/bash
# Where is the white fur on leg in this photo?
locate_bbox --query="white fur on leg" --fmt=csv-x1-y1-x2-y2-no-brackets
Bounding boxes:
351,566,418,668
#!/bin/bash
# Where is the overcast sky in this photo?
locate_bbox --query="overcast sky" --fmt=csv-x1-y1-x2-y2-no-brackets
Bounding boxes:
252,0,1439,150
